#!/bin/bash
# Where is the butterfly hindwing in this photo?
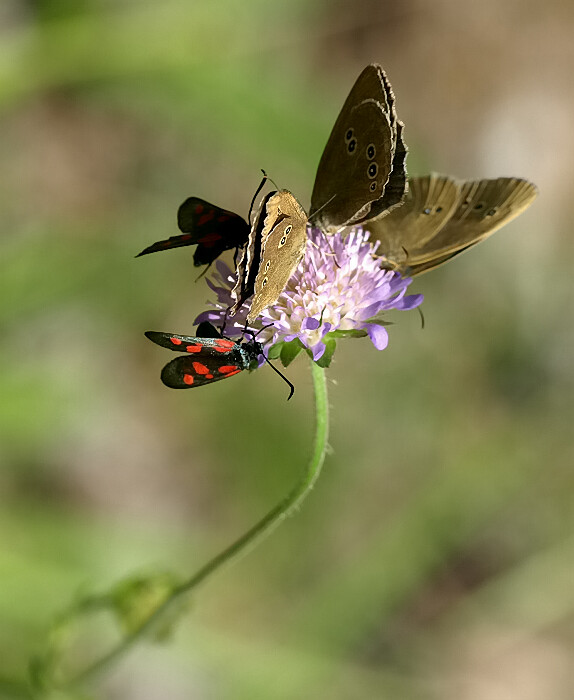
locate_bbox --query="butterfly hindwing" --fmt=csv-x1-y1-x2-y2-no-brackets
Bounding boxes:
137,197,249,267
247,191,308,322
367,174,460,272
414,177,538,261
230,191,275,314
230,190,308,322
366,174,537,276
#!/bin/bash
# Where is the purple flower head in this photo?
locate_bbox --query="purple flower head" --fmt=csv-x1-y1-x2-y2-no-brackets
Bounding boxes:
195,227,423,365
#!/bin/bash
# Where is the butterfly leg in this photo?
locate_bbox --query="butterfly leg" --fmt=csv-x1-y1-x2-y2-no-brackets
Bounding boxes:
310,231,341,269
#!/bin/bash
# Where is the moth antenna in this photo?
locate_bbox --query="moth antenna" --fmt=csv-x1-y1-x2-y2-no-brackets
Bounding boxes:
265,356,295,401
239,317,252,341
417,306,425,330
259,349,295,400
194,262,212,282
242,323,273,342
243,326,294,400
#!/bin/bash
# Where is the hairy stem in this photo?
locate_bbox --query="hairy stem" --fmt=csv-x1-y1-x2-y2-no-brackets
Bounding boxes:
66,360,329,690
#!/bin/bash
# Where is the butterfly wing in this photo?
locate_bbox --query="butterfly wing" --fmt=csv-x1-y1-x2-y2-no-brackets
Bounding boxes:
366,174,460,273
137,197,249,267
145,331,249,389
310,64,407,233
367,175,537,276
195,321,223,338
356,69,408,222
230,191,276,314
406,177,538,268
246,190,308,322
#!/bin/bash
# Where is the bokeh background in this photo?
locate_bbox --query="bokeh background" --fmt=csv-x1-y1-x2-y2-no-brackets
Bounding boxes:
1,1,573,698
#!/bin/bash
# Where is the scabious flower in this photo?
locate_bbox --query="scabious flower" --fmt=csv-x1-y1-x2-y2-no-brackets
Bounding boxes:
195,227,423,365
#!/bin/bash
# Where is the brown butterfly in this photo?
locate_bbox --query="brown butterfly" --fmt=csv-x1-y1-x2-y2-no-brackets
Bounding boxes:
230,190,308,323
229,64,406,322
309,63,407,233
364,173,538,275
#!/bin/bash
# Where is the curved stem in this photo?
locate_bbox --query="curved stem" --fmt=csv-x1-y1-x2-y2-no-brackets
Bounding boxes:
66,360,329,690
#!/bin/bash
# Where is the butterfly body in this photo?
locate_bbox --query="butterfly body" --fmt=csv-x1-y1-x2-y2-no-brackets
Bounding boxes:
137,197,249,267
145,327,260,389
367,173,538,276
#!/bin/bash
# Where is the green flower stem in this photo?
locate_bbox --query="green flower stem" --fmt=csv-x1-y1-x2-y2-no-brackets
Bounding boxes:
65,360,329,691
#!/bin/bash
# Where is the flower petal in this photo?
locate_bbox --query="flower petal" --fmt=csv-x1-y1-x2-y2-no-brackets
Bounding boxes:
364,323,389,350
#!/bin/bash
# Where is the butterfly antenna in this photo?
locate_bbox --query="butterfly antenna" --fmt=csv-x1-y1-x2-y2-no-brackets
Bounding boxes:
247,172,269,225
261,168,281,191
239,317,253,341
307,194,336,224
308,230,340,269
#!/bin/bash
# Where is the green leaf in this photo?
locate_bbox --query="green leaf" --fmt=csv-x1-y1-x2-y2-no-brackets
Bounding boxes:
315,338,336,368
110,572,184,641
365,317,394,327
267,342,283,360
327,329,368,339
280,339,304,367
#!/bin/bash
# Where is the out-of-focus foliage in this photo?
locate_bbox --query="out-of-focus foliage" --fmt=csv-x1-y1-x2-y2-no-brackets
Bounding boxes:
1,1,573,698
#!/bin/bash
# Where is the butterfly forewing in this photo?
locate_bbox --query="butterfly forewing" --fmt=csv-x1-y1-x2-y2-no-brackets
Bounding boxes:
137,197,249,267
359,119,407,222
356,70,408,222
310,64,407,233
246,190,308,322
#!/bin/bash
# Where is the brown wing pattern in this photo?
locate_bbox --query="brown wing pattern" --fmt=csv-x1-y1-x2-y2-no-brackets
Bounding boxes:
366,174,537,276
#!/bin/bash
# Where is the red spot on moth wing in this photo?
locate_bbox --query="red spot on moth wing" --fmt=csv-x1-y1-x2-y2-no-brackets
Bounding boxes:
194,203,204,214
197,212,215,226
185,344,202,353
218,365,241,375
170,337,183,345
192,362,210,375
218,215,230,222
198,232,223,247
183,374,194,385
213,338,236,352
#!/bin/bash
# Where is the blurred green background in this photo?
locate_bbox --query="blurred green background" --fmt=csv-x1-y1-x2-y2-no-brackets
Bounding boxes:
1,0,573,698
